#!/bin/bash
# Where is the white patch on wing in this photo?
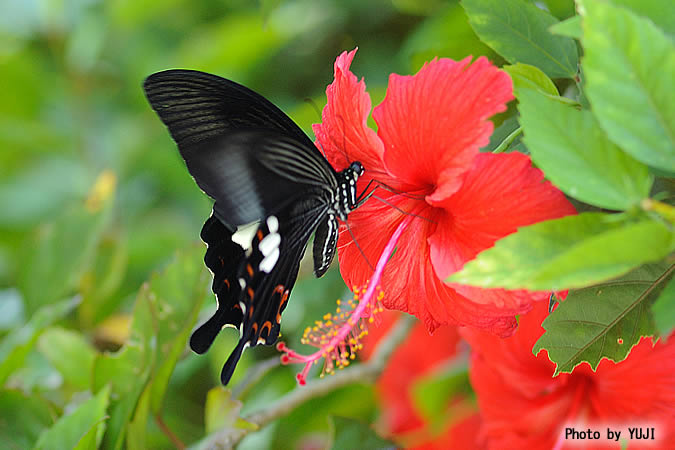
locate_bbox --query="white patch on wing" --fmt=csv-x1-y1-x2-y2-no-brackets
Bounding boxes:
266,215,279,233
232,221,259,250
259,247,280,273
259,232,281,257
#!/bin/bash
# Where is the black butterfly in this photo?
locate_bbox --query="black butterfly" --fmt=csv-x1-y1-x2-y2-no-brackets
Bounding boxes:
143,70,366,385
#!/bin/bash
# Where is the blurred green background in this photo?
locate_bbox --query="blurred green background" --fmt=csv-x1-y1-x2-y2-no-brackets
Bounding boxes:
0,0,574,448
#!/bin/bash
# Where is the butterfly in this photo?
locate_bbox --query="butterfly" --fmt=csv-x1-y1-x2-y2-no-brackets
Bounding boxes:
143,69,367,385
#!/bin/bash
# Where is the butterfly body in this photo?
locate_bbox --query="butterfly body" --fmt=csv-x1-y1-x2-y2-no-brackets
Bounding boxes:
143,70,363,384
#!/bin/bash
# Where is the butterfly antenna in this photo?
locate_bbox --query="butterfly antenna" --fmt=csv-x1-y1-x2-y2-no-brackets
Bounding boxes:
373,179,426,200
371,195,434,223
355,180,431,222
343,220,375,272
315,139,328,159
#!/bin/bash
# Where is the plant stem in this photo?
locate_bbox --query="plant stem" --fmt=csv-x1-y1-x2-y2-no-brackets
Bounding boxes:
203,314,417,449
492,127,522,153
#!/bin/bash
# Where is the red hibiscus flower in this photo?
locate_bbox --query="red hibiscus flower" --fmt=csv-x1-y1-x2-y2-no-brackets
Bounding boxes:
361,311,463,436
361,311,483,448
462,302,675,449
313,48,576,337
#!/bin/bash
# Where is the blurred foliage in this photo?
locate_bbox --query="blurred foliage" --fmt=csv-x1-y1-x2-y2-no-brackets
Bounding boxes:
9,0,669,448
0,0,508,448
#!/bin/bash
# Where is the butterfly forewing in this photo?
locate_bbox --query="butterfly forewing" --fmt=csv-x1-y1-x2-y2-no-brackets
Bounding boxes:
144,70,339,226
143,69,313,149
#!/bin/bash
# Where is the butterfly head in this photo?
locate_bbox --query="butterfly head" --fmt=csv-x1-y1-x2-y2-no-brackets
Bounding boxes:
350,161,364,178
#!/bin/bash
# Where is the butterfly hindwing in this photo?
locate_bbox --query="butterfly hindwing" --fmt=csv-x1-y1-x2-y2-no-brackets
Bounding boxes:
189,215,245,355
219,214,307,385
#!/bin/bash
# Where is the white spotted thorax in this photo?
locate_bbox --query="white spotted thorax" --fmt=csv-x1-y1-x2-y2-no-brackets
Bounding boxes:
335,161,364,221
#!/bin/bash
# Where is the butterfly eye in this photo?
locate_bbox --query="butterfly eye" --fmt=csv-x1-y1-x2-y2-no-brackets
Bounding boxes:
350,161,364,177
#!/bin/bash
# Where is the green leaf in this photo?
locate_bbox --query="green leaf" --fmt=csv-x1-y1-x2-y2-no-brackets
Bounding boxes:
329,416,395,450
609,0,675,38
126,384,152,450
93,245,208,449
539,0,576,20
37,327,97,390
0,390,55,449
148,245,209,414
549,15,582,39
0,288,25,332
580,0,675,171
0,158,89,229
204,387,258,435
411,364,471,432
447,213,675,291
484,116,523,153
462,0,578,78
79,233,129,327
0,297,80,386
99,383,146,450
270,384,377,450
517,88,653,210
533,263,673,375
34,385,110,450
652,273,675,338
504,63,560,97
17,171,115,314
402,3,497,70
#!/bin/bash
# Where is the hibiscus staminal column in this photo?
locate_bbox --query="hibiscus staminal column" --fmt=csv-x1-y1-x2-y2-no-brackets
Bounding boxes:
278,215,414,385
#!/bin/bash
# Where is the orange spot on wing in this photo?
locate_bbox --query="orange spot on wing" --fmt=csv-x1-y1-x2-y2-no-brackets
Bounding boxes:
257,230,264,240
247,287,254,299
276,290,290,323
261,321,272,337
224,279,230,289
246,264,254,277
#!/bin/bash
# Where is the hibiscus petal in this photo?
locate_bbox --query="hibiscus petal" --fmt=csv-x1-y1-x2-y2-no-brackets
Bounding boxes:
341,198,527,335
429,152,576,281
361,311,462,436
591,333,675,421
337,189,412,292
313,48,384,177
373,56,513,201
462,302,675,449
